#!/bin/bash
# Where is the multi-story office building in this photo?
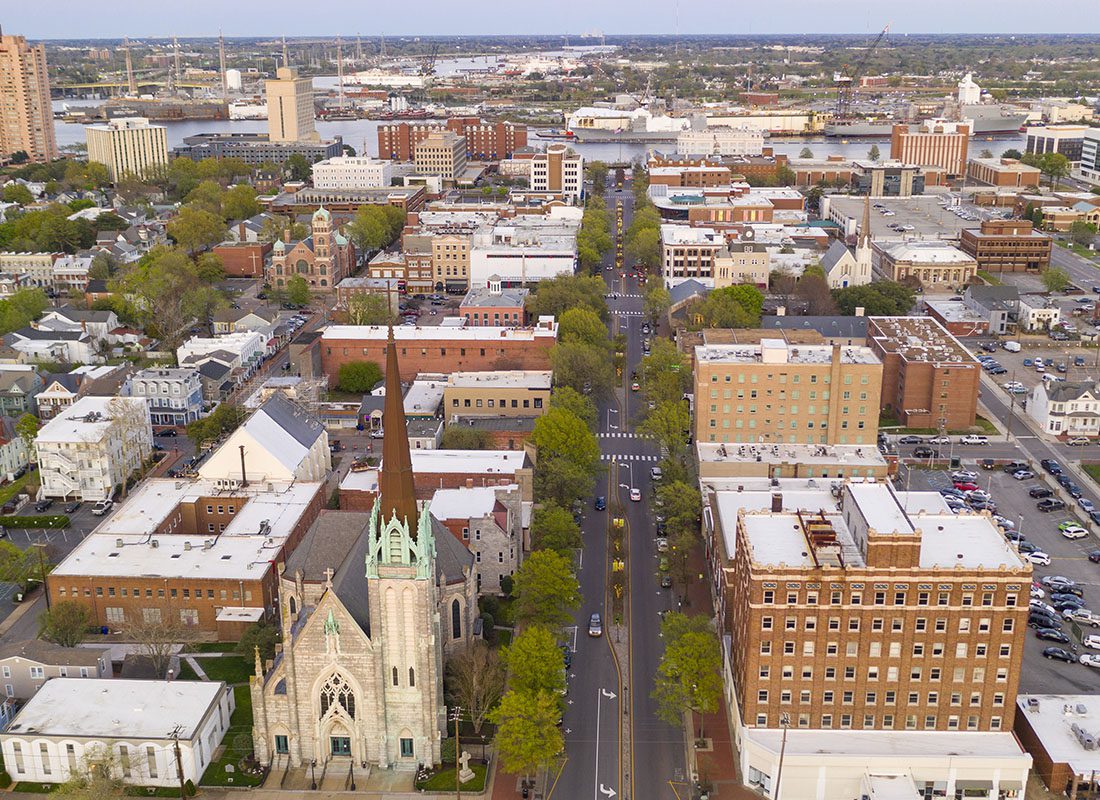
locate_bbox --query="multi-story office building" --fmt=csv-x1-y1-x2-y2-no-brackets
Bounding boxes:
528,144,584,203
693,338,882,446
414,131,467,182
889,119,971,177
35,395,153,502
311,155,393,190
442,371,551,419
85,117,168,181
660,224,726,288
377,118,527,161
966,157,1041,188
706,478,1030,733
1076,128,1100,186
265,66,318,143
172,132,341,164
959,219,1052,273
865,316,981,431
124,367,204,428
0,33,57,163
676,127,765,156
1026,124,1089,163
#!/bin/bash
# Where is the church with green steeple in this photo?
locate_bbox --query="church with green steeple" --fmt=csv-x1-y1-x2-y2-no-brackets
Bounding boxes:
250,327,476,777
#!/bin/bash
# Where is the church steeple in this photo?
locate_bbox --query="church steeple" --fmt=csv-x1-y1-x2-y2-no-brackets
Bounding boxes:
376,325,418,533
858,193,872,250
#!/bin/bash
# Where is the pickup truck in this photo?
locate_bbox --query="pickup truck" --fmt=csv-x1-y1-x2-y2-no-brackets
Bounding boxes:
1063,608,1100,628
91,499,113,516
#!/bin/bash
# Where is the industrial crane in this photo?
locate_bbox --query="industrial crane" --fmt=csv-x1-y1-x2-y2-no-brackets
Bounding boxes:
833,23,890,120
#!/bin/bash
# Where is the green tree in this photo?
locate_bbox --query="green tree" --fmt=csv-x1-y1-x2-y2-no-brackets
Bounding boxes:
1069,220,1097,247
625,226,660,267
194,252,226,284
1,183,33,205
446,641,505,735
167,207,227,255
504,625,566,697
15,412,39,451
868,144,881,162
1002,148,1023,160
585,160,609,193
558,307,609,349
799,147,814,159
511,549,581,629
639,400,692,463
490,690,564,781
833,281,915,316
1042,266,1071,293
236,622,278,662
536,457,596,509
440,425,492,449
550,341,615,399
652,613,723,739
186,402,246,450
526,273,608,321
530,503,582,556
643,283,671,324
337,360,383,393
346,293,395,325
979,148,994,159
532,406,600,475
222,183,260,220
655,480,702,538
640,339,689,407
1043,152,1071,189
691,284,763,328
39,599,92,647
548,386,596,431
286,274,312,306
284,153,314,182
183,179,225,216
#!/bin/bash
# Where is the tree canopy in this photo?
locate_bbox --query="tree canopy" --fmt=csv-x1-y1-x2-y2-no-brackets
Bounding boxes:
511,549,581,629
833,281,915,316
526,273,608,321
530,503,583,556
337,360,383,393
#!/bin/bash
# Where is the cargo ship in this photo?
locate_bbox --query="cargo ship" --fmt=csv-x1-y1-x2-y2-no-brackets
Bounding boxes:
823,105,1028,138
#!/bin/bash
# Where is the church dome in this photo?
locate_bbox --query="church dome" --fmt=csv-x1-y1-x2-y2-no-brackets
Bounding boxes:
313,206,331,223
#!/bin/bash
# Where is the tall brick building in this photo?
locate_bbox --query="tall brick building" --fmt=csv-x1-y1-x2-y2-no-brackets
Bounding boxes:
959,219,1052,274
377,117,527,161
866,316,981,430
706,478,1030,734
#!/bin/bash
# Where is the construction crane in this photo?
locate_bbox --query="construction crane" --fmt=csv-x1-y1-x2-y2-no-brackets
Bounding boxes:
833,23,890,120
419,42,439,77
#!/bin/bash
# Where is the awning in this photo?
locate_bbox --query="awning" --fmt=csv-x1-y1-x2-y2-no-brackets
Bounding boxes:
954,780,993,790
998,780,1024,791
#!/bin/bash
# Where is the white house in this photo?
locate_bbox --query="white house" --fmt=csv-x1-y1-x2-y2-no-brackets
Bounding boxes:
198,394,329,483
1,679,234,788
1017,294,1062,332
7,328,97,365
36,395,153,501
37,307,119,343
1027,380,1100,438
0,640,109,701
177,331,265,376
124,368,204,428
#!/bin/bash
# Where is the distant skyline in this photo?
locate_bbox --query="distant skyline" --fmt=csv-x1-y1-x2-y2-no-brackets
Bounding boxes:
4,0,1099,39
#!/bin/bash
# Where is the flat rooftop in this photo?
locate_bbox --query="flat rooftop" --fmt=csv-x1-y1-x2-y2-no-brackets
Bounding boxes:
660,224,725,246
867,316,978,364
696,442,886,468
323,320,557,341
924,299,990,325
6,678,224,740
744,725,1028,761
36,396,145,445
94,478,322,540
341,449,531,492
828,195,971,241
1016,695,1100,777
877,240,977,264
430,484,516,520
448,370,552,389
695,338,879,366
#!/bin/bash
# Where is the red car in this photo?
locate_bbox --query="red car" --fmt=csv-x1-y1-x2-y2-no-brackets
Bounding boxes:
954,481,979,492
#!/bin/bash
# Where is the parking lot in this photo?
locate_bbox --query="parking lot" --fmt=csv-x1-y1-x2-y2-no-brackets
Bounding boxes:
900,457,1100,693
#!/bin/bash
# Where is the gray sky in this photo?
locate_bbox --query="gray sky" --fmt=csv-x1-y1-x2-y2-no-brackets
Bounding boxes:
5,0,1097,38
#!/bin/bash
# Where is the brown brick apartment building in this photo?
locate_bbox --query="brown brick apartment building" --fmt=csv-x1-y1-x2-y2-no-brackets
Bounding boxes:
692,338,882,446
708,480,1030,733
959,219,1053,273
377,117,527,161
866,316,981,430
966,157,1041,188
320,318,558,383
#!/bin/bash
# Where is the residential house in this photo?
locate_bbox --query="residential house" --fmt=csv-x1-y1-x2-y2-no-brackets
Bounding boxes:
37,306,119,346
428,484,524,595
963,285,1020,336
177,332,265,384
34,373,83,420
0,366,41,416
211,307,277,338
0,640,109,701
1017,295,1062,332
124,368,203,427
1028,381,1100,439
0,417,31,479
6,328,97,365
195,360,234,403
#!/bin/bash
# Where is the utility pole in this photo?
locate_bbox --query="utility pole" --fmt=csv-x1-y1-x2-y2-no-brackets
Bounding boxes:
773,712,791,800
218,30,228,99
33,543,49,610
168,724,187,799
450,705,463,800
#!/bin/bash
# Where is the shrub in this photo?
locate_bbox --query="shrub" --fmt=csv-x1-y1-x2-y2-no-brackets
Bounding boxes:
499,575,514,597
480,613,496,644
440,736,456,764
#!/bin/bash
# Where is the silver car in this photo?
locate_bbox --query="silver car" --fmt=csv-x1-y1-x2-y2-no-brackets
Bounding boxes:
588,613,603,637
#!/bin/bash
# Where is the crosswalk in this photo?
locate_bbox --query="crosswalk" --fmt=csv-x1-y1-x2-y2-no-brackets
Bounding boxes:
607,293,643,299
598,432,653,439
611,310,644,317
600,453,659,462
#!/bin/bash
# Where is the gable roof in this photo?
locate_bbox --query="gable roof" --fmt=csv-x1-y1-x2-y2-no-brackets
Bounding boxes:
434,514,474,584
197,360,232,380
255,393,325,450
669,278,710,306
0,639,106,667
287,510,371,583
1045,381,1098,403
819,239,855,273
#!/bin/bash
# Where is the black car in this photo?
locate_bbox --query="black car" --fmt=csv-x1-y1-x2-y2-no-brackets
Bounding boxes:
899,435,923,445
159,429,178,438
561,645,573,669
968,499,996,512
33,499,52,512
594,496,606,511
913,446,937,458
1002,461,1029,474
1036,627,1072,643
1017,541,1040,554
1051,586,1086,599
1043,647,1078,663
1054,599,1086,613
62,501,80,514
1041,459,1063,474
1089,550,1100,564
1029,487,1054,499
1067,483,1084,499
1030,612,1062,629
1038,499,1067,512
1056,474,1074,488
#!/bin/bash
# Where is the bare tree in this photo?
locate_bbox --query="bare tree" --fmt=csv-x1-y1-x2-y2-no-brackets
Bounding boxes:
107,397,153,499
446,641,505,735
52,746,127,800
795,275,839,316
120,605,197,677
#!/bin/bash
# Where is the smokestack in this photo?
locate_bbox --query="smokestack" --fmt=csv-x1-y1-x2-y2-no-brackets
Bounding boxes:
282,35,289,69
771,492,783,513
124,37,137,96
336,37,345,110
239,444,248,487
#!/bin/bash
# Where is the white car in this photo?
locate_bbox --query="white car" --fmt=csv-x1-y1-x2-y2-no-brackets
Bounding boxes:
951,470,979,482
630,487,641,502
928,435,951,445
1027,551,1052,566
91,499,113,516
1081,654,1100,669
1064,608,1100,627
961,435,989,445
1031,586,1046,600
1061,526,1089,540
965,489,992,502
1083,634,1100,650
655,537,669,553
993,516,1016,530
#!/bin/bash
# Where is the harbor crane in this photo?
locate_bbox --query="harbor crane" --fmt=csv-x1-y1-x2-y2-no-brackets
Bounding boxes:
833,23,890,119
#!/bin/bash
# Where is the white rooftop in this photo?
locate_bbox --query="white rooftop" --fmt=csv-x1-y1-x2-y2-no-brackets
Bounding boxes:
35,396,145,445
430,484,517,520
745,725,1028,760
695,340,880,365
6,678,224,740
696,442,886,469
323,319,558,342
448,370,552,390
879,241,977,264
1017,695,1100,777
847,481,915,535
660,224,725,246
341,449,530,492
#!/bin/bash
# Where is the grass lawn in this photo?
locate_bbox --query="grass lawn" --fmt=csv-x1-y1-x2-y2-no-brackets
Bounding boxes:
1083,464,1100,487
185,642,238,653
123,787,187,797
200,686,263,788
415,764,487,792
12,782,59,793
976,270,1003,285
194,656,253,684
0,469,35,506
176,660,199,681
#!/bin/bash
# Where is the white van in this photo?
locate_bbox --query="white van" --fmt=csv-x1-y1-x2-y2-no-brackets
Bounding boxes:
1002,341,1021,353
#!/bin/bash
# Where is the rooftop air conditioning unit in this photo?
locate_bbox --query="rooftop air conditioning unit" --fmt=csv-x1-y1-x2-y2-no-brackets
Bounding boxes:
115,538,123,548
150,540,159,548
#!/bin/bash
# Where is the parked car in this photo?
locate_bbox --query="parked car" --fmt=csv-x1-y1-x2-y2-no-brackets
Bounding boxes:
1084,634,1100,649
960,435,989,445
1064,608,1100,627
1017,541,1040,554
928,435,951,445
899,435,923,444
1081,654,1100,668
1036,627,1072,643
650,466,663,481
913,446,937,458
1028,551,1052,565
33,499,52,512
1068,438,1092,446
954,482,979,492
1038,499,1067,512
594,496,606,511
588,613,602,637
1060,525,1089,540
1081,498,1097,514
1041,459,1063,474
1042,576,1078,588
951,470,979,482
1012,470,1036,480
1030,613,1062,630
1002,461,1029,474
1029,487,1054,499
91,499,113,516
630,487,641,502
62,501,80,514
1043,647,1078,663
